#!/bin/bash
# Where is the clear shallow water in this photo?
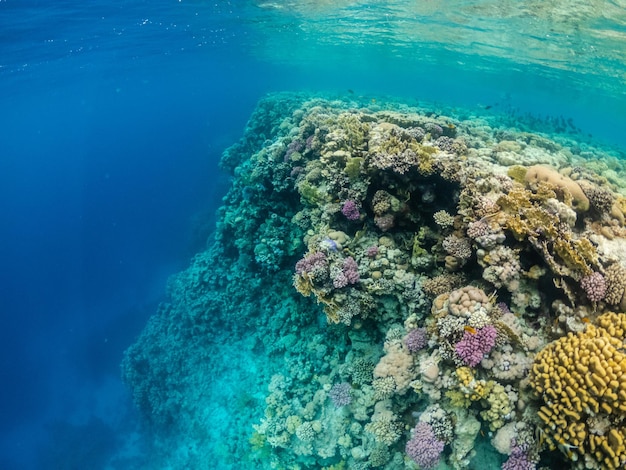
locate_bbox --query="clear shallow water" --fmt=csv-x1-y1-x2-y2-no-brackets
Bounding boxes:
1,1,626,469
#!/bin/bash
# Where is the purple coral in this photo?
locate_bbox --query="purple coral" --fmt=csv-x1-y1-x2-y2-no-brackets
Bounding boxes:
328,382,352,407
580,272,607,302
341,200,361,221
455,325,498,367
295,251,328,275
343,257,360,284
496,302,511,315
406,126,425,141
305,134,315,150
405,328,428,353
405,422,445,469
290,166,305,178
366,245,379,258
285,139,304,161
501,441,536,470
435,136,455,152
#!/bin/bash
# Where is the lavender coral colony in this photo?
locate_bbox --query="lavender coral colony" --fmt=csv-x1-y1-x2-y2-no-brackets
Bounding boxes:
122,93,626,470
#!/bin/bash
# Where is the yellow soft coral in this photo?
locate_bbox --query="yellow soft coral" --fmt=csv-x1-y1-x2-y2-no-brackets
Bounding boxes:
530,314,626,469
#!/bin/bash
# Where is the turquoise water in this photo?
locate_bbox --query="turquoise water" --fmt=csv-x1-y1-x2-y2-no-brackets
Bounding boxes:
1,1,626,469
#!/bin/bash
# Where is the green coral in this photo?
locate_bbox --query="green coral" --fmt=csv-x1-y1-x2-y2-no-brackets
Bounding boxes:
507,165,528,183
344,156,363,180
322,461,346,470
445,389,471,409
298,180,329,206
337,112,370,149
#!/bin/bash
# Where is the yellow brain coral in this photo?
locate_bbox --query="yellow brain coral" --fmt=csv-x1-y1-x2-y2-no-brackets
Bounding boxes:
529,313,626,469
525,164,590,212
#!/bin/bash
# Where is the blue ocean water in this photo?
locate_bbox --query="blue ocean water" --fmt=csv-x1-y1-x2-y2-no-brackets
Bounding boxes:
1,1,625,469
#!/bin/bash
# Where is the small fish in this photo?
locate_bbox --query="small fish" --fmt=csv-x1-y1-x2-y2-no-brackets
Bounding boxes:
371,98,376,104
347,89,354,94
447,123,456,129
464,325,477,334
581,317,590,324
485,105,492,110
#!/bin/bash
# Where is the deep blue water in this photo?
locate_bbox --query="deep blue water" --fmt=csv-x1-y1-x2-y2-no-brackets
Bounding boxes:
1,1,626,469
0,3,271,468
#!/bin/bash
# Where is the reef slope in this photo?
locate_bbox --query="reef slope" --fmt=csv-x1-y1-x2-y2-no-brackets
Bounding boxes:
123,93,626,470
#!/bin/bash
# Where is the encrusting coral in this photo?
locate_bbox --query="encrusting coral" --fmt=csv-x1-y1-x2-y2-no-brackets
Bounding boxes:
121,93,626,470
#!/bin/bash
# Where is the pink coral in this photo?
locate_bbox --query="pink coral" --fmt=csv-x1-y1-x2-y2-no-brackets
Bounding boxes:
343,257,360,284
295,251,328,275
454,325,498,367
467,219,490,239
580,272,607,302
333,257,360,288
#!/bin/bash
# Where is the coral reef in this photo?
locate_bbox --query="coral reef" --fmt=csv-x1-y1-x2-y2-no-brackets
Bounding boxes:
122,93,626,470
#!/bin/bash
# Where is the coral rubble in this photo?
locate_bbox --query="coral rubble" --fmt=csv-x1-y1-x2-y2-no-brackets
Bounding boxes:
122,93,626,469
